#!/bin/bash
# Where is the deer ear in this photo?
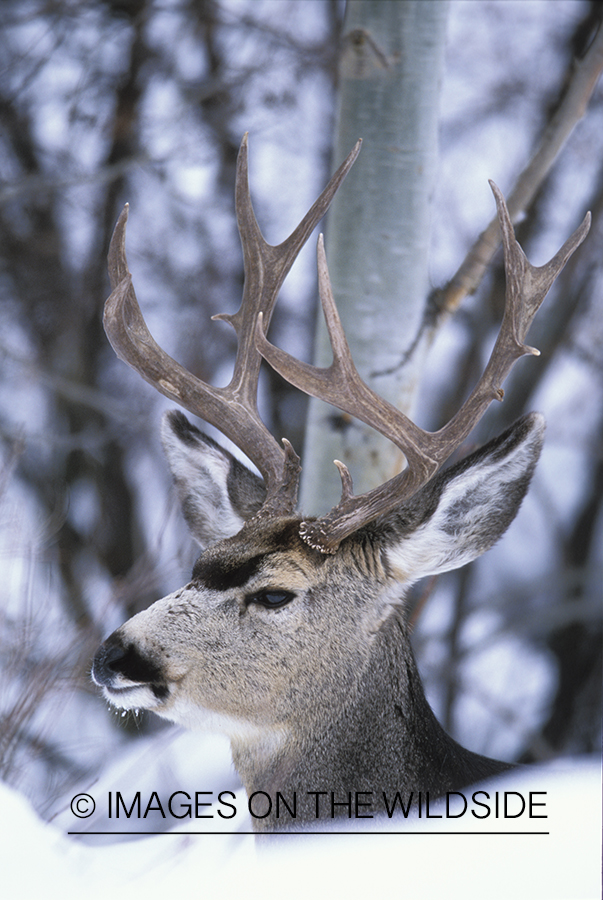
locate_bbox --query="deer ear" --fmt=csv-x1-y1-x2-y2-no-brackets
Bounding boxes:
381,413,545,584
161,410,266,546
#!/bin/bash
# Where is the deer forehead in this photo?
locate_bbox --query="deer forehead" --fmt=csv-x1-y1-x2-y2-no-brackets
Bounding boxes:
188,520,392,608
191,543,319,595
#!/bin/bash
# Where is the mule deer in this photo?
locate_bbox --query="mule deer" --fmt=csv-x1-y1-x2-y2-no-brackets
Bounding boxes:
92,136,589,832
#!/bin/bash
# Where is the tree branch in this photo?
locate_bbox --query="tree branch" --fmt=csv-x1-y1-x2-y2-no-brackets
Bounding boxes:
436,20,603,317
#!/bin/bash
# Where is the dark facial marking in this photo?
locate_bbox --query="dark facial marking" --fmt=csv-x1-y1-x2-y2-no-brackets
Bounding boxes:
190,520,324,592
192,553,264,591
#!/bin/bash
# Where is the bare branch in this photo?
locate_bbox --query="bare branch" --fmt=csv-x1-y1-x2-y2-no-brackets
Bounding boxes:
437,21,603,316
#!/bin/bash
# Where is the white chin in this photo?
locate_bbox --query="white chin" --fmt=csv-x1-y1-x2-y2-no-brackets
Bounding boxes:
103,684,158,710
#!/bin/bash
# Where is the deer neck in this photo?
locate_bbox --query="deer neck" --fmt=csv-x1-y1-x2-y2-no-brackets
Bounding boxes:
230,610,510,832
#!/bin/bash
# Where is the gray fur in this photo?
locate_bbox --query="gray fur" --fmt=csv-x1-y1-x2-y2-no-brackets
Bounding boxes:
93,412,544,831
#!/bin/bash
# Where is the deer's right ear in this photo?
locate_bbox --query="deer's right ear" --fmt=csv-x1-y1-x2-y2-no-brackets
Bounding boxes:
161,410,266,546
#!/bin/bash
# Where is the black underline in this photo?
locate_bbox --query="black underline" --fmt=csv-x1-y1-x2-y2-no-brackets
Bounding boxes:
68,830,550,836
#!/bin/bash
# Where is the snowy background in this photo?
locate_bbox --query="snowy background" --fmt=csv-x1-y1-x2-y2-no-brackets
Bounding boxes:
0,0,601,897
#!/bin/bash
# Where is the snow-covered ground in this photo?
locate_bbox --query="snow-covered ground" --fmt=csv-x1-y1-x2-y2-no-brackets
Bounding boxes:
1,757,600,900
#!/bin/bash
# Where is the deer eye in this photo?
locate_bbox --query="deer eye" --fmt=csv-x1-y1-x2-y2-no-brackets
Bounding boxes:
245,589,295,609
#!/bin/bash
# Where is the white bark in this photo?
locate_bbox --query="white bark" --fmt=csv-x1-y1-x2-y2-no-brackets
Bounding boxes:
300,0,449,514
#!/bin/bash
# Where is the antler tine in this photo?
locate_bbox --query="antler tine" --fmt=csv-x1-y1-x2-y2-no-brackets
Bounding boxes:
215,134,361,430
103,135,361,516
256,234,437,476
437,182,591,450
257,184,590,553
104,203,288,502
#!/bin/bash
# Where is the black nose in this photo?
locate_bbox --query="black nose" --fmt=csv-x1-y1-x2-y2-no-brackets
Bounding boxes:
91,636,129,686
92,633,163,683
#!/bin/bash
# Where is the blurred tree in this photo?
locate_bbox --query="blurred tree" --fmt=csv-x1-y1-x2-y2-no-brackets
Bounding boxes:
0,0,342,803
422,1,603,763
301,0,449,511
0,0,600,816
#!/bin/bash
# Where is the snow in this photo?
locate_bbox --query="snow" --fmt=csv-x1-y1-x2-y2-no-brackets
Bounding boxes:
0,758,600,900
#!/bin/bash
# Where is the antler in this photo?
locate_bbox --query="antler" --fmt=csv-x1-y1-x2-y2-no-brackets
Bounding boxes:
104,134,361,516
257,181,590,552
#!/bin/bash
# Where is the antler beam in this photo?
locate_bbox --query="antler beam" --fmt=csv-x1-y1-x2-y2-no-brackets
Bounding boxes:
104,134,361,515
257,182,590,552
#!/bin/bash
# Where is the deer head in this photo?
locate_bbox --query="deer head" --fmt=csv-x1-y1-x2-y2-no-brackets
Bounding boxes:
92,136,589,831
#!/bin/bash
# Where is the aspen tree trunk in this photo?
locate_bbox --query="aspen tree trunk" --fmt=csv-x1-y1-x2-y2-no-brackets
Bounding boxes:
300,0,449,514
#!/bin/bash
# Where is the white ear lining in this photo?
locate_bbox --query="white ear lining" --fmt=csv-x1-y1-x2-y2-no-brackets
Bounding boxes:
382,415,545,585
161,413,246,546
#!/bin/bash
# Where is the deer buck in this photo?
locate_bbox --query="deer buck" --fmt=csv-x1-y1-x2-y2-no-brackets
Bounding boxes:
92,135,589,832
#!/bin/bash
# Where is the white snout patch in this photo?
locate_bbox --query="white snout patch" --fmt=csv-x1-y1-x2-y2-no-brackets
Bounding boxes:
173,703,290,762
99,674,289,759
99,683,160,711
135,692,290,760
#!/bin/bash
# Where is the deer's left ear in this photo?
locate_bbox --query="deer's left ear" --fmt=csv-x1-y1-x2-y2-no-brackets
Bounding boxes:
380,413,545,584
